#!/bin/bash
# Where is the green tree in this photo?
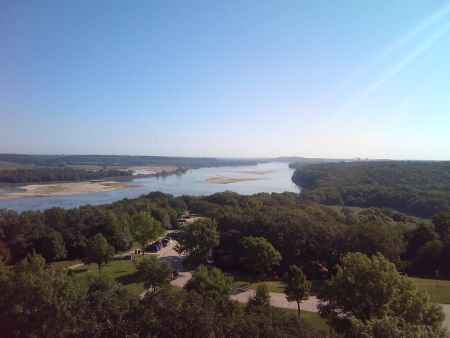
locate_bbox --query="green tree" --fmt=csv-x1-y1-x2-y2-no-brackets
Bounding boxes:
283,265,311,316
247,284,271,309
132,211,161,252
175,218,219,266
413,239,444,274
319,252,446,336
135,255,172,293
240,236,281,275
348,315,447,338
83,233,115,274
433,212,450,239
185,265,234,299
34,228,67,261
0,252,86,337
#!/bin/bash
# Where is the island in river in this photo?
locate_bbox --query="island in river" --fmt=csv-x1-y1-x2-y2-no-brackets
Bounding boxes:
206,176,260,184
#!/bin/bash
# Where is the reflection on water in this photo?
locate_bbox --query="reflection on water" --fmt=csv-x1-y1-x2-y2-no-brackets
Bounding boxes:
0,162,299,212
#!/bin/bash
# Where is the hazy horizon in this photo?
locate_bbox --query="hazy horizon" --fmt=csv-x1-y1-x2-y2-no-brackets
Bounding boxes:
1,1,449,160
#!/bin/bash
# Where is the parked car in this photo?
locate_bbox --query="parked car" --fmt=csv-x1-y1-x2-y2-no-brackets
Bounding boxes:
168,231,180,240
145,244,160,252
153,241,163,248
123,255,133,260
162,238,171,246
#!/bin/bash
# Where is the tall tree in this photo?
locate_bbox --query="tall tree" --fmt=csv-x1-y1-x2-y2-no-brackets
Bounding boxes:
283,265,311,316
319,252,446,336
83,233,115,274
185,265,234,299
132,211,161,252
135,255,172,293
175,218,219,267
240,236,281,275
247,284,271,309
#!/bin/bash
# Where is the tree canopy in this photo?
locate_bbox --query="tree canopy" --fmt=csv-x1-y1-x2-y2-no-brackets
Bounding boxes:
240,236,281,275
83,233,115,274
135,255,172,292
175,218,219,267
185,265,234,299
318,252,446,337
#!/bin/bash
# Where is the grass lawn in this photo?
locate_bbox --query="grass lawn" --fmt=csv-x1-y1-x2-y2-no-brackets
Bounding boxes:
235,279,286,293
71,255,151,296
50,259,82,269
279,308,329,333
233,274,323,294
410,277,450,304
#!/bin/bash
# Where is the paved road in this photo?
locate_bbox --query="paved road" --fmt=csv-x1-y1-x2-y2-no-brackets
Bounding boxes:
231,288,320,312
442,305,450,331
139,240,192,298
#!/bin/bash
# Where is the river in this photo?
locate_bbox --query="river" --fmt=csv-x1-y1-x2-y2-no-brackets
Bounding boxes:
0,162,299,212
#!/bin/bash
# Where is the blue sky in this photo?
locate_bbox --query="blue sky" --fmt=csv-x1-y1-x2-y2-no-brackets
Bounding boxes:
1,1,449,160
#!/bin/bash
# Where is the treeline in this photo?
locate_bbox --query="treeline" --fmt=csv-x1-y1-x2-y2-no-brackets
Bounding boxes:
1,190,450,277
182,191,450,277
0,153,260,168
0,254,323,338
0,192,187,263
291,161,450,218
0,167,132,183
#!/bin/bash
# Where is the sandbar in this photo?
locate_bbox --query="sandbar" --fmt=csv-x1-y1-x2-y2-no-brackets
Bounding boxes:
237,170,274,175
127,165,178,175
0,181,134,200
206,176,260,184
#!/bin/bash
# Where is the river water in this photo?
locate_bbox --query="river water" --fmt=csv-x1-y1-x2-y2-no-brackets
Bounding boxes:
0,162,299,212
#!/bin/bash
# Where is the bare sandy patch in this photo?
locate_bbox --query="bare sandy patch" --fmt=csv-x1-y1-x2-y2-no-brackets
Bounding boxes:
237,170,274,175
206,176,260,184
127,165,178,175
0,181,134,200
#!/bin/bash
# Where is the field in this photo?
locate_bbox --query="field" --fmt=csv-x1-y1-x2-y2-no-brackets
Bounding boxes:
278,308,330,333
411,277,450,304
235,279,285,293
71,255,147,296
233,274,324,294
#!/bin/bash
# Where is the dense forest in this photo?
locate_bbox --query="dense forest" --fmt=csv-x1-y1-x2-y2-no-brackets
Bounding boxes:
0,167,132,183
183,191,450,278
291,161,450,218
2,191,449,278
0,192,186,263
